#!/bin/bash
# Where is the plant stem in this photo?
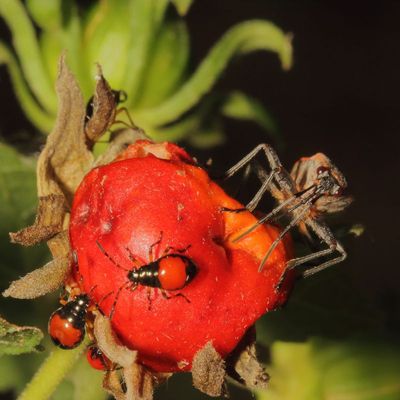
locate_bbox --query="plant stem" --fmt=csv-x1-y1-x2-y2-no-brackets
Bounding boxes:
18,338,89,400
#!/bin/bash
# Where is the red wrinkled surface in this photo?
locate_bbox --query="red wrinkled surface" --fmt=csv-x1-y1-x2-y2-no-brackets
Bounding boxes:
70,140,293,372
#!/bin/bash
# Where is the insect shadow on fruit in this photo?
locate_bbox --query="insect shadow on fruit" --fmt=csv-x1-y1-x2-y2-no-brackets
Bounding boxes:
222,143,353,286
96,233,197,316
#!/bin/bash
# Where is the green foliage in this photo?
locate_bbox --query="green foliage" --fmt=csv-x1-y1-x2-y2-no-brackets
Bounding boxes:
258,339,400,400
0,0,291,147
0,316,43,356
0,143,48,281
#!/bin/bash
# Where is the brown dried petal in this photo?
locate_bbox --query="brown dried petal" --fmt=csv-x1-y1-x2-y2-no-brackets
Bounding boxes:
46,230,70,259
37,55,93,204
93,312,137,368
124,363,155,400
192,342,226,397
9,195,66,246
2,256,70,299
232,341,269,391
103,370,126,400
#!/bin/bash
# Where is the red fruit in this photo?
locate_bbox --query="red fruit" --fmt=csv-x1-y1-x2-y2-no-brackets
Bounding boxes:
69,140,293,372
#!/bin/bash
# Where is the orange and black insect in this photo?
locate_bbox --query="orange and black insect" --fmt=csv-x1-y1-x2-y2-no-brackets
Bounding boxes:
86,345,112,371
48,294,90,349
96,235,197,317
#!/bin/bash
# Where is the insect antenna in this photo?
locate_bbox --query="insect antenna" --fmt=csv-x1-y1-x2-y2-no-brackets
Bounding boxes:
96,241,130,272
109,282,136,320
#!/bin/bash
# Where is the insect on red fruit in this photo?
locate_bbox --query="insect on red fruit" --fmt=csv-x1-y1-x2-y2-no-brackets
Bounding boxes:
86,346,112,371
48,294,89,349
69,140,294,372
95,237,196,315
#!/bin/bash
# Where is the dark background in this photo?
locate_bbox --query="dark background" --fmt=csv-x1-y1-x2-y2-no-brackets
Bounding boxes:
0,0,399,398
186,0,400,329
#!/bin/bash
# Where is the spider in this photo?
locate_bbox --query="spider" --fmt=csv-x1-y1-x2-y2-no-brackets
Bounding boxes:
223,144,352,283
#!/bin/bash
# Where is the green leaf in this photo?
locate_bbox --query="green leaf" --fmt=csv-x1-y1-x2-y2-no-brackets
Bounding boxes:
0,143,36,225
171,0,194,16
83,0,134,89
188,122,225,149
25,0,62,31
135,20,292,127
0,143,46,278
0,316,43,356
135,17,190,108
0,43,55,132
258,338,400,400
221,91,282,148
0,0,57,113
122,0,167,107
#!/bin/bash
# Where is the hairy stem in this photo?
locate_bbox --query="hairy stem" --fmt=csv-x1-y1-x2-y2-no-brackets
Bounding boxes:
18,338,88,400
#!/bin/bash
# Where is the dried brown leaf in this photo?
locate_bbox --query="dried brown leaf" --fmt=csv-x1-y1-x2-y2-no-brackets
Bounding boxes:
124,362,155,400
85,65,119,145
103,369,126,400
9,195,66,246
232,341,269,390
46,230,70,259
37,54,93,205
2,256,70,299
192,342,226,397
94,312,137,368
226,328,269,390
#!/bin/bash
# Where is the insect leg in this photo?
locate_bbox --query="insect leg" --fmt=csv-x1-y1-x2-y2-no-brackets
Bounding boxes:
296,218,347,278
223,144,286,212
96,241,130,272
114,107,141,131
147,288,153,310
161,289,190,303
258,205,311,272
224,144,282,179
276,219,347,288
124,247,142,267
109,282,135,320
162,244,191,256
149,231,163,262
232,195,298,242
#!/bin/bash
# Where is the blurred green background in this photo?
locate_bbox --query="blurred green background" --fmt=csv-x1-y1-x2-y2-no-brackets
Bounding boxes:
0,0,399,399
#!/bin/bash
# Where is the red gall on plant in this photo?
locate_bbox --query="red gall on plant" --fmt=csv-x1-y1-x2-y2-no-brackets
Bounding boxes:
69,140,294,372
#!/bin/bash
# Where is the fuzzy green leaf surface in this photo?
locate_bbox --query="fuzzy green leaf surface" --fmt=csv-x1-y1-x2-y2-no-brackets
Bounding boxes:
0,316,43,356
